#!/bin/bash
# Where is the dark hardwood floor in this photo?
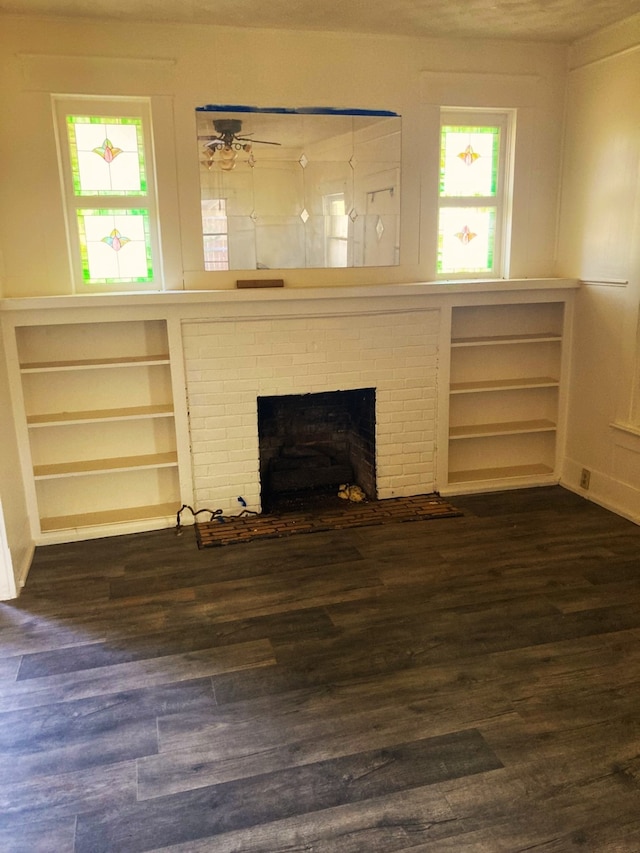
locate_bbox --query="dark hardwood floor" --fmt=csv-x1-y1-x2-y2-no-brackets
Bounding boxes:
2,486,640,852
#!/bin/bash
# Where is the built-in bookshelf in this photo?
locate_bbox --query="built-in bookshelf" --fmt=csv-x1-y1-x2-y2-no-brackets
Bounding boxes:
448,302,565,488
16,320,180,534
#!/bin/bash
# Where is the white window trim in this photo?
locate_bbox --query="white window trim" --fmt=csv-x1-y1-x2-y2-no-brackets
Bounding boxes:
52,95,164,293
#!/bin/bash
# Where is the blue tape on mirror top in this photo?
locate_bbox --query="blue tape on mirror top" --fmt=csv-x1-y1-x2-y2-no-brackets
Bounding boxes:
196,105,400,116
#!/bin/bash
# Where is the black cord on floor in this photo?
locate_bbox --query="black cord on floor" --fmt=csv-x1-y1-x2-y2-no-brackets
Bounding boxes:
175,498,258,534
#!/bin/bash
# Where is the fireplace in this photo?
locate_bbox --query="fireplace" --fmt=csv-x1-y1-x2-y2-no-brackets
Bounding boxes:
258,389,376,512
183,308,438,515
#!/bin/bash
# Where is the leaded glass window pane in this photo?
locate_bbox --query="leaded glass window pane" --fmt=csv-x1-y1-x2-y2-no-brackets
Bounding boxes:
440,126,500,198
76,209,153,283
67,116,147,196
437,207,496,274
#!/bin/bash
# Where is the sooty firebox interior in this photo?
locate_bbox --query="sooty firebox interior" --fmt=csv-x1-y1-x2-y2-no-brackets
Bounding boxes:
258,389,376,512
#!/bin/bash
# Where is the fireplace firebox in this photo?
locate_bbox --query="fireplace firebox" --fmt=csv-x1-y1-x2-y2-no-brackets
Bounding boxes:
258,389,376,512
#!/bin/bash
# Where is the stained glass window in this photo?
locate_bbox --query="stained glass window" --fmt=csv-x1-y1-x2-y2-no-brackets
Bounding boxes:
440,126,500,198
67,116,147,196
76,209,153,283
437,114,511,278
438,207,496,275
55,99,160,290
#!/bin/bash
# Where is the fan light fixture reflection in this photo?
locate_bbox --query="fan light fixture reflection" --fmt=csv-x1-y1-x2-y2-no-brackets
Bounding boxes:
200,118,279,171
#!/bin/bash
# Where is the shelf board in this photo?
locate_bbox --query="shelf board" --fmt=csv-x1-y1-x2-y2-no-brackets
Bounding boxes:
33,451,178,479
449,419,557,439
450,376,559,394
27,404,174,427
451,332,561,347
448,463,554,485
20,354,170,373
39,501,179,532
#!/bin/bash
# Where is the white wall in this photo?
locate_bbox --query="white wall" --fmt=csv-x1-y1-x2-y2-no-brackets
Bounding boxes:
557,13,640,522
0,14,567,296
2,9,638,582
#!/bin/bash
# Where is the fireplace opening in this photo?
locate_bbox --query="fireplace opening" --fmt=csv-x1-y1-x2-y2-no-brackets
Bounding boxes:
258,389,376,513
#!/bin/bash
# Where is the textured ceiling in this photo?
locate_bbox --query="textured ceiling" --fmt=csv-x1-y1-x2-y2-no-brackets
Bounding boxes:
1,0,639,42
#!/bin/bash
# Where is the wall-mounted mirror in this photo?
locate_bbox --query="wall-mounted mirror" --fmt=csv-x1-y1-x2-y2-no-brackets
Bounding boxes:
196,106,401,271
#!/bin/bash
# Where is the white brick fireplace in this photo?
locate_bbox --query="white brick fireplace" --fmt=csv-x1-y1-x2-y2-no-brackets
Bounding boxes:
182,305,440,514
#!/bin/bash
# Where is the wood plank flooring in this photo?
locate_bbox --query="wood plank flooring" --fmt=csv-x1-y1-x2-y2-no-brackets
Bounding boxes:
1,486,640,852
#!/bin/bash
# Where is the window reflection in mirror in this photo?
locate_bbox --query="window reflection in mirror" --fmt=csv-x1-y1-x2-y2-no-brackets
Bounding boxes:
196,106,401,271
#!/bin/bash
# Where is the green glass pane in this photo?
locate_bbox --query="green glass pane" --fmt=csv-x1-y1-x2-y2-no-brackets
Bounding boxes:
437,207,496,274
440,126,500,198
76,209,153,283
67,116,147,197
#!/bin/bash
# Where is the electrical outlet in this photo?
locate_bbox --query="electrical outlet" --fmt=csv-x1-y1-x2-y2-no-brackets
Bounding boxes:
580,468,591,489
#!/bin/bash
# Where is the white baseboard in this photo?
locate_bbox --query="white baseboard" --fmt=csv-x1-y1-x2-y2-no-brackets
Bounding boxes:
561,458,640,526
14,539,35,590
0,518,34,600
34,514,178,547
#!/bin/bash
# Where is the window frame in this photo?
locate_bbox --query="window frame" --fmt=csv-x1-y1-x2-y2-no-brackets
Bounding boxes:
52,95,164,293
201,197,230,271
437,108,515,280
323,192,349,268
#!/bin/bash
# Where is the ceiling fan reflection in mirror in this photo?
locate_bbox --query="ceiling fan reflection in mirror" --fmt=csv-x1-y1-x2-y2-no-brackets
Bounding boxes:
199,119,281,171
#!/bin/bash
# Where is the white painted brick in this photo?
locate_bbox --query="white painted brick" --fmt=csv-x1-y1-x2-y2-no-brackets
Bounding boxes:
389,473,424,488
365,370,396,385
393,368,430,382
215,436,249,453
218,460,258,476
397,452,422,466
377,463,404,478
290,352,328,367
189,398,226,413
185,307,441,505
223,404,255,420
212,390,249,405
235,366,276,380
192,454,226,470
259,354,296,369
196,470,240,488
374,411,396,425
407,462,434,477
193,437,233,452
240,413,262,426
400,432,429,445
379,400,405,415
231,426,260,441
187,418,207,431
271,341,306,355
403,356,432,368
388,387,425,402
204,415,247,430
187,381,227,395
